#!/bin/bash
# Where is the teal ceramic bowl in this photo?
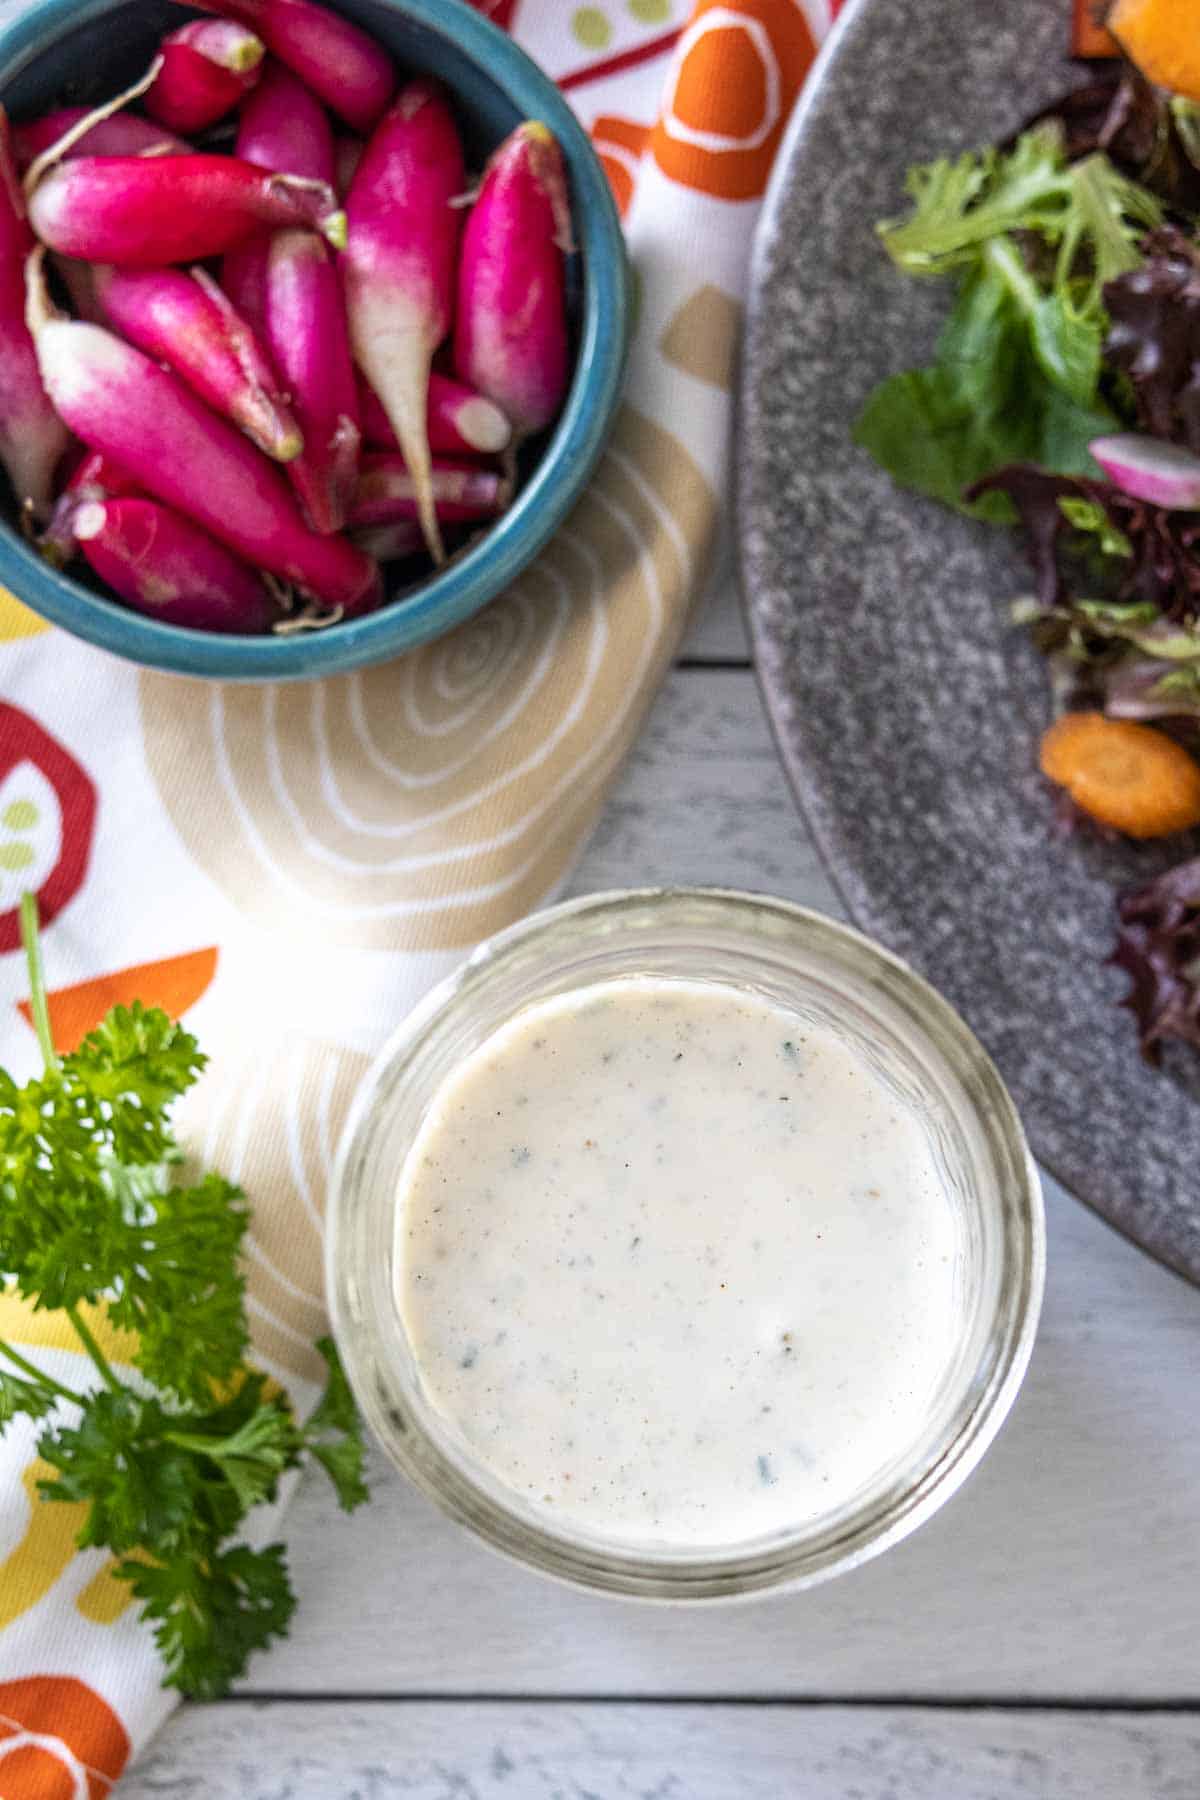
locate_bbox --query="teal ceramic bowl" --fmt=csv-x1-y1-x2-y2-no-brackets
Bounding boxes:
0,0,629,679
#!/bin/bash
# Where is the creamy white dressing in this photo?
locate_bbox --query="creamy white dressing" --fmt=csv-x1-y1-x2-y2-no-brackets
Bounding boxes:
395,977,962,1551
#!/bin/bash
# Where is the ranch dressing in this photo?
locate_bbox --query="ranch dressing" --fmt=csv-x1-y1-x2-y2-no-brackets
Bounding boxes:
396,977,962,1550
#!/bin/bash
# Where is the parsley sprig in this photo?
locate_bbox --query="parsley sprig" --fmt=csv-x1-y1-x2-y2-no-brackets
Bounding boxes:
0,893,368,1698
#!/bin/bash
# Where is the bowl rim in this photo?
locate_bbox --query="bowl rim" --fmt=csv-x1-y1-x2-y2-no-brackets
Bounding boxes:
0,0,629,681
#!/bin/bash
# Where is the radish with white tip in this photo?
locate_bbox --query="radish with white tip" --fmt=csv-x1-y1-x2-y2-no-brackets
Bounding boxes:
1090,433,1200,511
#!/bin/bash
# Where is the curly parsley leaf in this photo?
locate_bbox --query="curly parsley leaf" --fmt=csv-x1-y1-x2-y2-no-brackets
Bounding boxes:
116,1543,297,1702
165,1376,301,1515
0,1363,63,1428
38,1388,198,1555
0,1000,251,1405
0,897,370,1698
303,1337,370,1512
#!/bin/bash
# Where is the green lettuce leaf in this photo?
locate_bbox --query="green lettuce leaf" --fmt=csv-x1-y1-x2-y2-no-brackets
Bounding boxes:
854,241,1117,522
854,125,1162,518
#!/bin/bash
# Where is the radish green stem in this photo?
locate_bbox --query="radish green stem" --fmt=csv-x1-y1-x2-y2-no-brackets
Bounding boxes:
24,57,163,196
0,1338,84,1404
19,890,56,1072
66,1305,124,1395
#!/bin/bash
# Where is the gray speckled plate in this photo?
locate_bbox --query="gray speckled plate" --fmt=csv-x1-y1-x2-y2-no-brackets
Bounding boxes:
738,0,1200,1283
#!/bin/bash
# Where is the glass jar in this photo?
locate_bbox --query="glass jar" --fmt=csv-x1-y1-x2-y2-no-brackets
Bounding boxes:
327,888,1044,1599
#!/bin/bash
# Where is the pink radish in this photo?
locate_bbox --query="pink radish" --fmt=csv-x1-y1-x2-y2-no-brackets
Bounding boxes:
0,110,68,517
172,0,394,132
1089,434,1200,511
453,121,570,442
220,237,269,342
264,228,359,533
222,59,335,342
74,496,276,632
64,448,141,502
357,370,512,458
351,519,423,562
41,446,140,563
234,58,334,181
93,262,301,462
26,249,380,614
343,78,465,563
349,452,507,528
144,20,266,135
334,134,363,197
13,107,187,170
28,154,346,265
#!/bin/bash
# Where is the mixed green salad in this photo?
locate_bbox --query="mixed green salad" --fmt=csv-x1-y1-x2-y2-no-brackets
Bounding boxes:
857,62,1200,1063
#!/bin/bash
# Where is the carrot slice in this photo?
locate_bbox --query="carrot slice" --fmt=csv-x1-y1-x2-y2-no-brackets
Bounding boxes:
1072,0,1118,58
1040,712,1200,838
1109,0,1200,101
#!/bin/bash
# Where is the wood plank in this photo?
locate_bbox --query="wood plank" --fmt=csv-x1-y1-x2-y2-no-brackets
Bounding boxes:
244,667,1200,1700
675,530,751,663
121,1702,1200,1798
571,666,836,902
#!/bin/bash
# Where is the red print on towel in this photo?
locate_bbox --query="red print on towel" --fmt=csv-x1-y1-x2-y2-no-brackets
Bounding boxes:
0,705,97,955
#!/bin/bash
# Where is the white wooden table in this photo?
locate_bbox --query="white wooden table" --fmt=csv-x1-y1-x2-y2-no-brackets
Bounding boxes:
123,572,1200,1798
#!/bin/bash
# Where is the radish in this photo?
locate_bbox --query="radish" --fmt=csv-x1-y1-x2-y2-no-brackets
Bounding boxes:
144,21,266,136
28,154,346,265
93,263,302,462
63,447,141,502
0,110,68,517
334,134,363,197
41,446,140,563
234,57,335,182
265,228,359,532
13,107,187,170
1089,433,1200,511
74,496,276,632
222,58,335,343
220,237,269,342
350,519,423,562
453,121,571,443
172,0,394,132
349,452,507,528
343,79,465,563
357,370,512,458
27,248,380,614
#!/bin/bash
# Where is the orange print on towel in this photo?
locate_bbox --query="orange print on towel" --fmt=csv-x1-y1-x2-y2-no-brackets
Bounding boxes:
0,1677,129,1799
17,946,218,1053
592,114,651,216
651,0,817,201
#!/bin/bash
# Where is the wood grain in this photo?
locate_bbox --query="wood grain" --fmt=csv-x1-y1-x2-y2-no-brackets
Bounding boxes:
678,526,750,662
121,1701,1200,1798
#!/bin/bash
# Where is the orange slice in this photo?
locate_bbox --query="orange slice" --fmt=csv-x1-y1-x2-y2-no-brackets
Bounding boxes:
1110,0,1200,102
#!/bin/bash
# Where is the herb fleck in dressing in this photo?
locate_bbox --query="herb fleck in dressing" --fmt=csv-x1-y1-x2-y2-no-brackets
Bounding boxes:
396,978,961,1550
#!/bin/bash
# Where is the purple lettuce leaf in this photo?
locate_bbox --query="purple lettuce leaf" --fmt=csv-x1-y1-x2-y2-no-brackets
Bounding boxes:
1024,70,1200,211
967,463,1200,620
1103,227,1200,450
1112,857,1200,1060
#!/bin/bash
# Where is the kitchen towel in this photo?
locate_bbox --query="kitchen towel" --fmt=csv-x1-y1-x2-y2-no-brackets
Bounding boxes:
0,0,832,1786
